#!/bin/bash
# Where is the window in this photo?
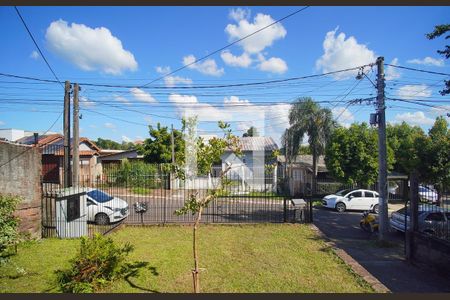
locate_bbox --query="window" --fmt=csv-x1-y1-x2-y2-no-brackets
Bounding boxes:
293,169,301,180
349,191,362,198
87,199,96,206
364,192,375,198
425,213,445,222
87,190,113,203
66,195,80,222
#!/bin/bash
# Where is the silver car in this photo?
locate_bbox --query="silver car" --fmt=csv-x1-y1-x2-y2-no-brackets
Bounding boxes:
390,205,450,240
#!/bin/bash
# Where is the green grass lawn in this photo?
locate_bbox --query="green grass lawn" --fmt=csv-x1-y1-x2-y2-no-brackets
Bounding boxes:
0,224,373,293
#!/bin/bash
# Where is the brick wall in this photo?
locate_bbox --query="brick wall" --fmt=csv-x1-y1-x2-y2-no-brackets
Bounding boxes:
0,142,42,238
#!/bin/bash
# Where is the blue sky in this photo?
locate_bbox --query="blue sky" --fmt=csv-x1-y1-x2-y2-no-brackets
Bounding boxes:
0,6,449,145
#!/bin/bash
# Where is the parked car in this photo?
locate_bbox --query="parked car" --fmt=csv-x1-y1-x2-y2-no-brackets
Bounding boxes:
418,185,438,203
86,189,129,225
390,205,450,240
322,189,380,213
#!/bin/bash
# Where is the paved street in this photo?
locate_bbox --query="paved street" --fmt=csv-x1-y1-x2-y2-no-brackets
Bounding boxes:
108,191,289,224
313,205,450,292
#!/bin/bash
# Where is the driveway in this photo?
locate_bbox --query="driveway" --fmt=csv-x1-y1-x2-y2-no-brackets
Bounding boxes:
313,205,450,292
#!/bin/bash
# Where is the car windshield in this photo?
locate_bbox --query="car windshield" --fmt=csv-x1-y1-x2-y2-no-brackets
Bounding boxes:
336,189,351,196
87,190,113,203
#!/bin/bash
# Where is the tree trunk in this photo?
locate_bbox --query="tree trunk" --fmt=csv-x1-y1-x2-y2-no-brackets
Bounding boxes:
192,205,203,293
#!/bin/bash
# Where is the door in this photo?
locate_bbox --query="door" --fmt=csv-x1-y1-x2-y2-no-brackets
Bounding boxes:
363,191,378,210
346,191,364,210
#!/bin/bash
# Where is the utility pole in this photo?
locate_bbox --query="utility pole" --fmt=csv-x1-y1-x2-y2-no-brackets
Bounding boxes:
72,83,80,187
63,80,72,188
376,57,389,241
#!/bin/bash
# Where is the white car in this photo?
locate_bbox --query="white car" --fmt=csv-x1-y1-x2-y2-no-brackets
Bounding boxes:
322,189,380,213
86,189,129,225
419,185,438,203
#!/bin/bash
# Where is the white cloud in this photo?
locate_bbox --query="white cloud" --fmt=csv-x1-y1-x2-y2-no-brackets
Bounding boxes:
397,84,432,100
224,95,250,105
332,107,355,127
135,135,144,140
407,57,445,67
316,27,376,80
130,88,157,103
225,12,286,54
155,66,171,74
122,135,131,143
104,122,116,129
394,111,435,126
30,50,39,60
114,95,131,105
0,120,5,126
144,116,152,123
164,76,193,88
183,55,224,77
257,56,288,74
45,19,138,75
229,8,251,22
89,124,97,129
169,94,229,121
385,58,401,81
221,50,252,68
80,96,95,108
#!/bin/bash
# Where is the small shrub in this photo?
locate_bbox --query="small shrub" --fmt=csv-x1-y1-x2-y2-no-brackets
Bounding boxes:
0,194,21,256
55,234,134,293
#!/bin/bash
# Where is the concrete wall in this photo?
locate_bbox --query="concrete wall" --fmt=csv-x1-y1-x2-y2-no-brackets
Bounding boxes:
409,232,450,277
0,142,42,238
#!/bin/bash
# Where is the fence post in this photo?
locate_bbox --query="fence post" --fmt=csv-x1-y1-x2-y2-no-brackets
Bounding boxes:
283,197,287,223
406,171,419,262
309,197,313,223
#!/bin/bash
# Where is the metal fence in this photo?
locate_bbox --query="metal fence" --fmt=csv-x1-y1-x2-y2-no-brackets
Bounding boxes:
409,182,450,242
41,156,312,238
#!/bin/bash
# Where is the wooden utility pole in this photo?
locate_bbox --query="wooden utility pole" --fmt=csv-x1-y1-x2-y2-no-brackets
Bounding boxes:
376,57,389,241
63,80,72,188
72,83,80,186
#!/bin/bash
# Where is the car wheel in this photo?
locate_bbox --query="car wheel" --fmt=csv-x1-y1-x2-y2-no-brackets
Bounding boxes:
335,202,346,213
95,213,110,225
372,204,379,214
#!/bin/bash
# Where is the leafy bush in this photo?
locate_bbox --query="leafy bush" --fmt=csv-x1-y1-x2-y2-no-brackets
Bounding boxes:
55,234,134,293
104,160,165,188
0,194,21,255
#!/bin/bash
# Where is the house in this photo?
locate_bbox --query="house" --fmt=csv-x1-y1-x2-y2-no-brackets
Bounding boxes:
219,136,279,191
16,134,102,184
278,155,331,196
98,149,143,167
0,128,57,142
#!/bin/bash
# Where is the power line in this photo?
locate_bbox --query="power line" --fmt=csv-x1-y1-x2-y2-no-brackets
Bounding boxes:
138,6,310,88
14,6,63,88
1,7,65,169
0,64,373,90
384,64,450,77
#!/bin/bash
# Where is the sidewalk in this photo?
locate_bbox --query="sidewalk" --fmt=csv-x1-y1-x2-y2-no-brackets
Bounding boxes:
313,206,450,293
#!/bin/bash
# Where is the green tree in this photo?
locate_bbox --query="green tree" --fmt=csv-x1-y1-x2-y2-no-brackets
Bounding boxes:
140,123,184,164
243,126,259,137
386,122,425,174
288,97,336,189
325,123,395,187
426,24,449,95
94,138,122,150
415,117,450,188
175,118,241,293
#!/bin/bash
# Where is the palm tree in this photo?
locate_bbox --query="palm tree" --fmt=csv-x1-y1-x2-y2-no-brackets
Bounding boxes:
288,97,336,193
